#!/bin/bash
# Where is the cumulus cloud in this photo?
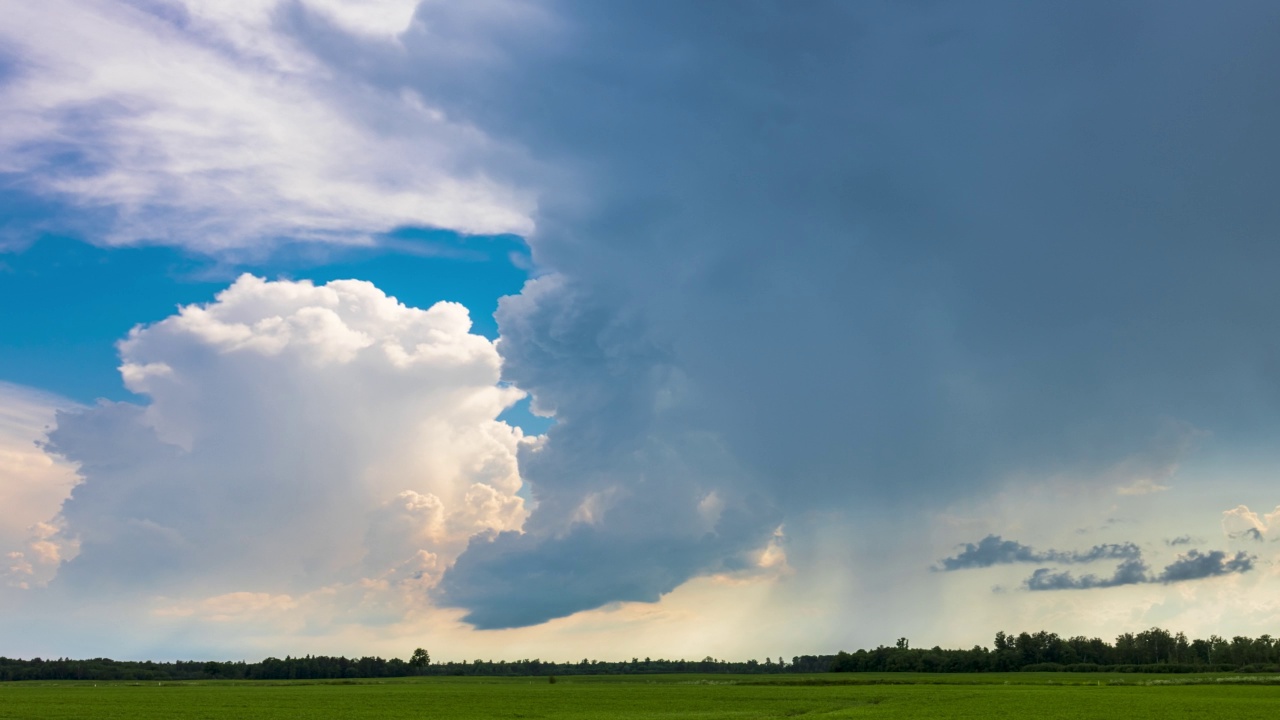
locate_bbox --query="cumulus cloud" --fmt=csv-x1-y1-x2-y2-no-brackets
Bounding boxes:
937,535,1142,571
28,275,530,609
0,0,534,249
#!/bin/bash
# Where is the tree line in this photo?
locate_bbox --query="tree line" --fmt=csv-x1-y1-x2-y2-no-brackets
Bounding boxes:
4,628,1280,681
831,628,1280,673
0,653,806,682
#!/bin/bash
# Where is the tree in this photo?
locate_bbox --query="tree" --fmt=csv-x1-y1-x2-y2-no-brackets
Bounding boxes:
409,648,430,668
993,631,1011,652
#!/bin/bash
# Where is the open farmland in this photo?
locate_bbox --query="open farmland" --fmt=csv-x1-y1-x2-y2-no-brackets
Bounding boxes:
2,673,1279,719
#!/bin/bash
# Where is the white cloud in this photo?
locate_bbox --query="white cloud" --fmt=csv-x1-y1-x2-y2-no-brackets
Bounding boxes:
0,0,534,250
302,0,422,37
0,384,80,589
1116,478,1171,496
1223,504,1280,541
23,276,530,612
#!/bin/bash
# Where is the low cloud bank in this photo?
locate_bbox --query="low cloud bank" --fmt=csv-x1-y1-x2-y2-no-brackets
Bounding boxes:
1156,550,1254,583
1025,558,1150,591
936,535,1141,570
1026,550,1253,591
938,535,1255,592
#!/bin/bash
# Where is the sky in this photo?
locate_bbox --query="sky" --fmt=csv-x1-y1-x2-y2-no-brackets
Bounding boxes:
2,0,1280,663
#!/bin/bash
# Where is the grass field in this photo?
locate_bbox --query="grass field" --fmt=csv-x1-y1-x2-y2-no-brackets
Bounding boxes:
3,673,1279,719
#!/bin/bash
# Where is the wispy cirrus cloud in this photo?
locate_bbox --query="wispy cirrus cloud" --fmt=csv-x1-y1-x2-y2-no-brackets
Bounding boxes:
1116,478,1170,496
0,0,534,251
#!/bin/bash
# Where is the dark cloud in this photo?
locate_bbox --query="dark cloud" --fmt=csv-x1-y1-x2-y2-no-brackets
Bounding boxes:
941,535,1255,591
435,518,771,630
298,1,1280,625
1157,550,1254,583
1167,536,1195,546
937,535,1141,570
1069,543,1145,564
938,536,1042,570
1024,550,1253,591
1025,558,1150,591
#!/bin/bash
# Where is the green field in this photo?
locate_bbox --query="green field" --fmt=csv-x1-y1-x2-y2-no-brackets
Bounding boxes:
3,673,1279,719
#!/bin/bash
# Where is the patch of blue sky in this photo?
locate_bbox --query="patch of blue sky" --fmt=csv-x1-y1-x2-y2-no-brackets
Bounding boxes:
0,234,224,404
248,227,533,341
497,395,555,437
0,181,95,251
0,227,553,434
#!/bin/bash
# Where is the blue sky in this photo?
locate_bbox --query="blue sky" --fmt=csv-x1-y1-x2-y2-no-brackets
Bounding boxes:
0,230,551,432
2,0,1280,662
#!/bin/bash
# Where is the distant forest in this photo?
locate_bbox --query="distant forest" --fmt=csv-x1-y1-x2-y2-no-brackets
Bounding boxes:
3,628,1279,681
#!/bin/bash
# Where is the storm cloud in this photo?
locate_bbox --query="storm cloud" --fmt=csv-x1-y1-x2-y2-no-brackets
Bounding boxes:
387,0,1280,626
